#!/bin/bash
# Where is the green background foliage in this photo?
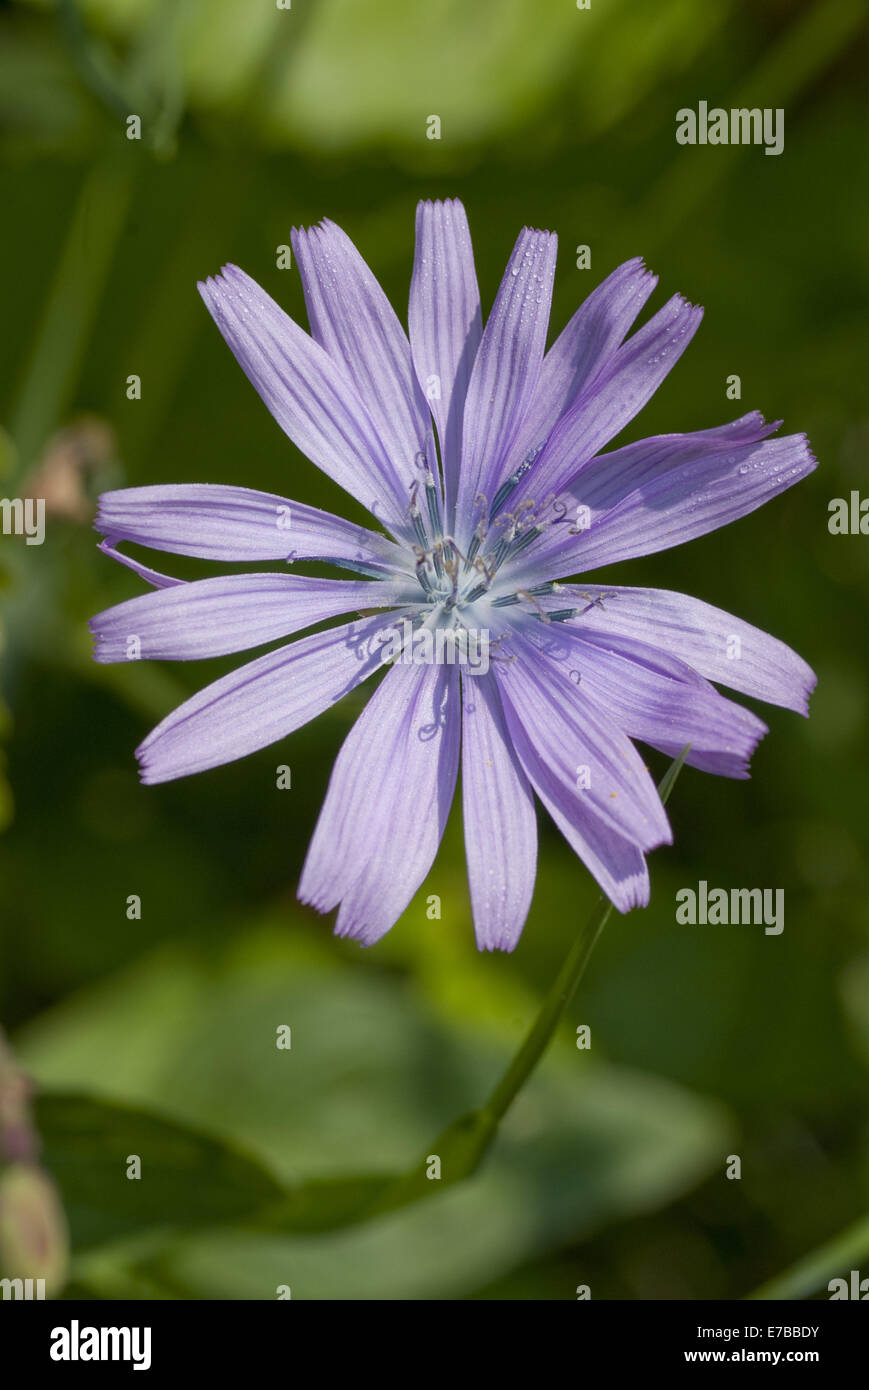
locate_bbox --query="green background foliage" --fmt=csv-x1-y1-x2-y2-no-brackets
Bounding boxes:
0,0,867,1299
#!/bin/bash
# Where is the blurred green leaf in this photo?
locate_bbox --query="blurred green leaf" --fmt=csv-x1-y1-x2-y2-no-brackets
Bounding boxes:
23,0,729,158
79,1054,731,1297
35,1090,285,1251
20,929,730,1294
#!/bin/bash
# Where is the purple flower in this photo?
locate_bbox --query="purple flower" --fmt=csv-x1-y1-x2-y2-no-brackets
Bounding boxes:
91,199,816,949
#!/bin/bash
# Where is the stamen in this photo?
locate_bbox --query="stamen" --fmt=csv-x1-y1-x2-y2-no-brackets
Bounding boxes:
491,581,558,611
502,525,542,562
488,442,546,520
415,554,435,595
462,580,491,604
466,521,486,567
425,476,442,540
408,482,430,551
535,608,578,623
443,537,476,573
490,531,515,570
489,477,519,519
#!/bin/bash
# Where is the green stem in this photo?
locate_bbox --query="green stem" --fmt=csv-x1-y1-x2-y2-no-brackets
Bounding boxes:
368,746,691,1217
483,900,613,1129
480,744,690,1136
747,1212,869,1301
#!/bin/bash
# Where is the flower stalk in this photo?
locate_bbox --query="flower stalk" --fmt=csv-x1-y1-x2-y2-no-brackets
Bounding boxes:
368,746,691,1215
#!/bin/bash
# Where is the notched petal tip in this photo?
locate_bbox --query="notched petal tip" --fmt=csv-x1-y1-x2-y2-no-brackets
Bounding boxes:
296,884,336,916
418,195,464,212
204,264,250,300
514,224,557,251
677,293,704,320
331,909,382,948
796,433,820,473
196,274,222,309
613,874,651,914
741,409,774,432
86,615,108,664
135,741,174,787
293,218,340,252
292,222,315,247
134,754,156,786
795,663,818,717
476,934,522,955
618,254,655,282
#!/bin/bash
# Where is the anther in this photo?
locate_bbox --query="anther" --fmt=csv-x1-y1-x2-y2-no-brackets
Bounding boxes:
425,475,442,541
415,556,435,595
488,442,546,520
536,608,578,623
408,482,430,552
503,525,542,562
462,580,491,604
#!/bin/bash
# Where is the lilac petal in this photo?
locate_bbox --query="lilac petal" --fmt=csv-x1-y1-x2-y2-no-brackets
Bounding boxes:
95,484,408,576
408,199,482,522
497,690,652,913
136,613,391,784
510,293,703,509
497,257,658,489
461,675,536,952
535,418,816,578
494,634,671,853
91,575,417,663
98,540,184,589
554,585,816,715
525,625,768,778
456,228,557,543
298,662,461,946
291,220,430,500
198,266,408,529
